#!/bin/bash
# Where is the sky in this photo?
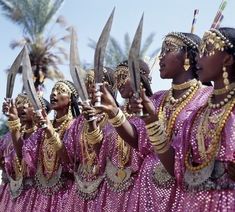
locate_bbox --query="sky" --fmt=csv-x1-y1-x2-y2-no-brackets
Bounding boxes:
1,0,235,117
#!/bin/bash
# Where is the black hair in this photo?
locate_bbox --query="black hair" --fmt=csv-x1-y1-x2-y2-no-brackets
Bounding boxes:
218,27,235,59
117,59,153,97
55,80,80,118
181,33,212,86
181,33,201,79
42,98,51,114
103,67,119,106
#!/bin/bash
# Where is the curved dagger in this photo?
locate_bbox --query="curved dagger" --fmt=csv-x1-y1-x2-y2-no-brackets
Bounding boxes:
22,46,47,128
6,48,24,99
128,14,144,115
4,48,24,115
69,27,88,102
94,8,115,106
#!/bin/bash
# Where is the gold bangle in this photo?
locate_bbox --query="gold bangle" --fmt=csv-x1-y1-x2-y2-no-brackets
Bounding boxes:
108,108,126,128
153,142,170,154
85,125,103,145
8,118,20,126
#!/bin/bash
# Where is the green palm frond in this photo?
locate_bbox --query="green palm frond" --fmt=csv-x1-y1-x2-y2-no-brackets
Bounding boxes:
0,0,68,90
124,33,131,56
140,33,155,57
88,32,158,68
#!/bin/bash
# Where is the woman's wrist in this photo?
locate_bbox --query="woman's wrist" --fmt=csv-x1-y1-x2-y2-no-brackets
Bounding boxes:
107,107,119,119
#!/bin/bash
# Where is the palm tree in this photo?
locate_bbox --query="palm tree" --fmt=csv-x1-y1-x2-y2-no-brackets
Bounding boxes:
0,0,70,91
88,32,160,69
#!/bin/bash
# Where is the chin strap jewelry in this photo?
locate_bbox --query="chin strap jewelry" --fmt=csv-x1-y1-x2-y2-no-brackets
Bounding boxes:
213,82,235,96
184,51,190,71
8,118,21,132
172,79,197,90
222,66,230,90
108,108,126,128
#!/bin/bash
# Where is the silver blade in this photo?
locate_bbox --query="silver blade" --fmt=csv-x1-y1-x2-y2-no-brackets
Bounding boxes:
6,48,24,98
94,8,115,83
22,46,41,111
69,28,88,101
128,14,144,94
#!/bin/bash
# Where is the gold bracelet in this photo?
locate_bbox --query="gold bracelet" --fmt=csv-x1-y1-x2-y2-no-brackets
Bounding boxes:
153,142,170,154
8,118,20,126
108,108,126,128
85,125,103,145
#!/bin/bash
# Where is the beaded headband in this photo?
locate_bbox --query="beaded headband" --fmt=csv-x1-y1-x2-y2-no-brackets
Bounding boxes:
15,93,30,108
85,68,116,90
115,60,148,75
54,80,78,98
164,32,199,51
201,29,235,55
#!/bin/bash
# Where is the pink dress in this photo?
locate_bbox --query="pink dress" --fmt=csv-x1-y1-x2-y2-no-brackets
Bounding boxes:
64,116,107,212
174,102,235,211
134,86,212,211
96,116,148,212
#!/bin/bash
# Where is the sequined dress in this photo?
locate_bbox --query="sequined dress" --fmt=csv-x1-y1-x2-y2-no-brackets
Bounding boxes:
135,86,212,212
174,100,235,211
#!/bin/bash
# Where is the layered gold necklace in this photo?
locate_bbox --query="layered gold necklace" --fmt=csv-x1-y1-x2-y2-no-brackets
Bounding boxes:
158,81,200,140
185,98,235,173
42,113,73,179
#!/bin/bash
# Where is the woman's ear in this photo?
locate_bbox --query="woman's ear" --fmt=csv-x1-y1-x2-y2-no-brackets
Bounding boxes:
223,54,234,67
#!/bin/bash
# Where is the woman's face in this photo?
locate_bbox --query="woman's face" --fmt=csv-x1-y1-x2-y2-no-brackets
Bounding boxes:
197,36,226,83
50,83,71,110
115,66,134,99
159,41,185,79
15,97,34,123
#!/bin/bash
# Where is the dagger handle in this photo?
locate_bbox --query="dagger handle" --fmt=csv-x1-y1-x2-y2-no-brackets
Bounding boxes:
36,109,47,129
133,92,143,117
94,83,103,107
4,98,11,116
83,99,97,122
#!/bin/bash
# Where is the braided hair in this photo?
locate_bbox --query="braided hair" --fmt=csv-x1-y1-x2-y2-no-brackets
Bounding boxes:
54,80,80,117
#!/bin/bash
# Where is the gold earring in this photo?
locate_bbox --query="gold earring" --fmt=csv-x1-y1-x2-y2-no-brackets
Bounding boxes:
222,66,230,90
184,52,190,71
68,104,73,119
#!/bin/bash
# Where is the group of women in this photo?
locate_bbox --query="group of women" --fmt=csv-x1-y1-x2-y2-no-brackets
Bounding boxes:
0,14,235,212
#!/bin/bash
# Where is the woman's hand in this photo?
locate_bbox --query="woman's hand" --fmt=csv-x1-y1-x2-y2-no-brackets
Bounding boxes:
33,109,52,132
93,83,118,118
129,89,157,124
80,101,97,121
3,99,18,121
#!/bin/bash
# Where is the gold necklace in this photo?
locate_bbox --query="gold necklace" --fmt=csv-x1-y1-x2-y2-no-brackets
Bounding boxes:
169,81,199,105
213,82,235,95
172,79,197,90
55,113,70,123
209,87,235,109
80,123,98,175
158,82,200,139
185,98,235,173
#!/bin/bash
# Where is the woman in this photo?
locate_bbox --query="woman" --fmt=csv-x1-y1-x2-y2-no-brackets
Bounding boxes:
92,59,151,212
176,27,235,211
0,94,48,211
64,67,118,211
10,80,81,211
130,32,212,211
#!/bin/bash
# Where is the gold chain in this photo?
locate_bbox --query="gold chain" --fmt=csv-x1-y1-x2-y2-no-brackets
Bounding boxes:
185,98,235,173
